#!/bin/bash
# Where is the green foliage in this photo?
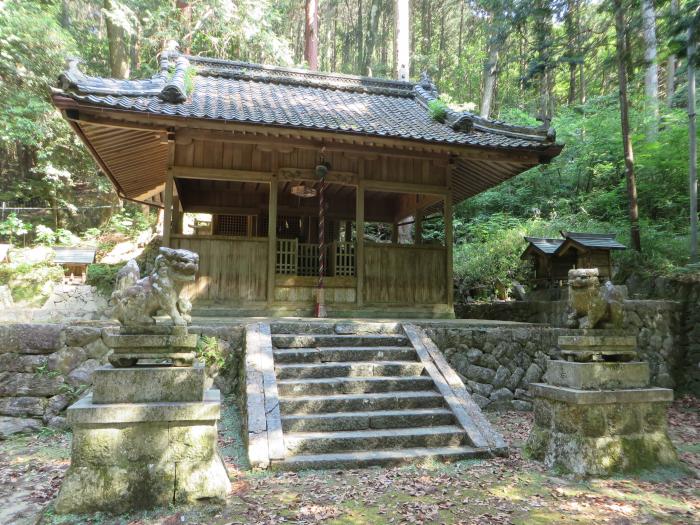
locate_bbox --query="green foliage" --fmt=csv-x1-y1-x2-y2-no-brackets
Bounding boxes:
0,213,31,244
34,225,56,246
0,262,63,305
427,99,448,123
85,263,121,296
196,336,228,372
106,206,154,237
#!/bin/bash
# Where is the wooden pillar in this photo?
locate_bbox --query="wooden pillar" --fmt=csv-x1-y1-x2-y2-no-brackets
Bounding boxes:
163,170,174,247
391,222,399,244
444,177,454,309
415,209,423,245
356,179,365,307
267,178,278,305
344,220,352,242
172,195,182,235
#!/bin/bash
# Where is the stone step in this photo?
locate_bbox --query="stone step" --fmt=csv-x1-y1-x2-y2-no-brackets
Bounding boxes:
270,322,403,335
279,390,446,414
273,445,487,471
275,361,425,379
281,407,456,432
284,425,467,454
276,376,435,396
273,346,417,364
272,334,409,349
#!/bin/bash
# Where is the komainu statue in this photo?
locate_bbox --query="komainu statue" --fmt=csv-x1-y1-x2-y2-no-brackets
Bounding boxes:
108,247,199,326
566,268,624,329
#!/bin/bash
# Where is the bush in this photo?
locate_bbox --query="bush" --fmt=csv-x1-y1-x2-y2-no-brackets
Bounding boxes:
86,263,122,296
427,99,448,123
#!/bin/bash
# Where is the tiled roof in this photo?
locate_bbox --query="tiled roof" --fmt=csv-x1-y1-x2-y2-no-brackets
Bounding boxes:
561,232,627,250
54,49,560,152
523,237,564,255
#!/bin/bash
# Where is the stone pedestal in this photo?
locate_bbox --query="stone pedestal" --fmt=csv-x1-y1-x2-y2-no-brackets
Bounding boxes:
105,325,197,367
54,329,229,514
525,335,678,476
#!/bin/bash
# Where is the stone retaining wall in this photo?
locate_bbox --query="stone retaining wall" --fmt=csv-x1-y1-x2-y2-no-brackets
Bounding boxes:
0,321,245,439
455,296,696,395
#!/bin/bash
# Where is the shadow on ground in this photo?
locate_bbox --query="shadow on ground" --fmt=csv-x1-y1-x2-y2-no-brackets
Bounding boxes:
1,395,698,525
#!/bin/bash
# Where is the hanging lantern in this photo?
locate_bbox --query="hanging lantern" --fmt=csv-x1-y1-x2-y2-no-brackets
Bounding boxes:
290,183,317,198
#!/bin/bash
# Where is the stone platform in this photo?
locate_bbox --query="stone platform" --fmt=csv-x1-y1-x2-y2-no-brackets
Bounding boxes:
104,325,198,367
526,335,678,475
54,358,230,513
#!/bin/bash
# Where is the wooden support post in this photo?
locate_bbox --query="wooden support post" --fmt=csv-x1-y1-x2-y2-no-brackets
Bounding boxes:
267,177,278,305
344,220,352,242
356,177,365,307
391,222,399,244
444,188,454,309
172,195,182,235
415,209,423,245
162,170,174,247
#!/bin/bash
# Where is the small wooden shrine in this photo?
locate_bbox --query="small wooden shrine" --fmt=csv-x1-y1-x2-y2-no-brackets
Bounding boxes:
522,232,626,287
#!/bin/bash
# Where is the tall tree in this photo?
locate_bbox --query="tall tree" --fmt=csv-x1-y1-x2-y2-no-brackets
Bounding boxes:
532,0,556,125
666,0,679,105
614,0,642,251
689,24,698,262
395,0,410,80
641,0,659,136
363,0,383,75
103,0,130,79
480,1,510,119
305,0,319,70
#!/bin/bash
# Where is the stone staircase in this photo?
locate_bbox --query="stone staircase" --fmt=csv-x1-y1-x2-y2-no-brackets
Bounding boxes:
245,321,506,470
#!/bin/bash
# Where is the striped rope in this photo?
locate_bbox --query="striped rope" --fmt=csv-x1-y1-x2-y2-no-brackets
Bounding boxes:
318,171,326,290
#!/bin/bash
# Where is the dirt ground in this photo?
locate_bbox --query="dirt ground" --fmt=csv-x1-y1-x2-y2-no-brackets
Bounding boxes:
1,395,698,525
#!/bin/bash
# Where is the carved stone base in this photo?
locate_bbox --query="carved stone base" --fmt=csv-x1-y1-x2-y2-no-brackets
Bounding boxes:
104,325,198,368
525,396,678,476
53,390,230,514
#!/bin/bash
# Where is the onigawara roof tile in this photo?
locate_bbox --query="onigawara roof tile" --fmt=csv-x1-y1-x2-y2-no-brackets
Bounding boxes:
53,46,561,153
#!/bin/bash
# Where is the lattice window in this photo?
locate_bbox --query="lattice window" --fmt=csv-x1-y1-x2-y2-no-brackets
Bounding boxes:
332,242,355,276
214,215,248,236
276,239,298,275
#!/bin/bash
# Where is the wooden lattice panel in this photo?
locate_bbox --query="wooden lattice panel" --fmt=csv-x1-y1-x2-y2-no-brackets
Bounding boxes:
276,238,298,275
332,242,355,276
215,215,248,236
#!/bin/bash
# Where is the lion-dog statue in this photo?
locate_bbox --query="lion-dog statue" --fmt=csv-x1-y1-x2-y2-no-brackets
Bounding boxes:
566,268,624,329
108,247,199,326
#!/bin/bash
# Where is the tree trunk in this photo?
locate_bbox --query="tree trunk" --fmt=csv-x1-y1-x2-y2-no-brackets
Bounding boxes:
395,0,409,81
666,0,678,106
614,0,642,251
363,0,382,75
689,25,698,262
305,0,319,70
641,0,659,136
480,37,499,118
566,0,577,105
104,0,130,79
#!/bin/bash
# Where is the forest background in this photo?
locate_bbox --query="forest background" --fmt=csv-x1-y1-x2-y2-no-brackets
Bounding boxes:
0,0,699,299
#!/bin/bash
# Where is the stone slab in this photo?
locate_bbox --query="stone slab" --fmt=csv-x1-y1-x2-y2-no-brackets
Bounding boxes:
544,360,650,390
530,383,673,405
558,335,636,349
92,363,206,404
67,389,221,425
103,333,198,349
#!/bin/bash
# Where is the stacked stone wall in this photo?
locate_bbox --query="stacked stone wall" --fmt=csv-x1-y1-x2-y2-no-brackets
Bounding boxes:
0,321,245,438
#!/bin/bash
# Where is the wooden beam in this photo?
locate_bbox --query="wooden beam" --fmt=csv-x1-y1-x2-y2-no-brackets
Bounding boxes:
363,179,448,196
356,168,365,307
162,171,174,247
267,176,278,305
134,183,165,201
278,167,357,187
172,166,273,183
